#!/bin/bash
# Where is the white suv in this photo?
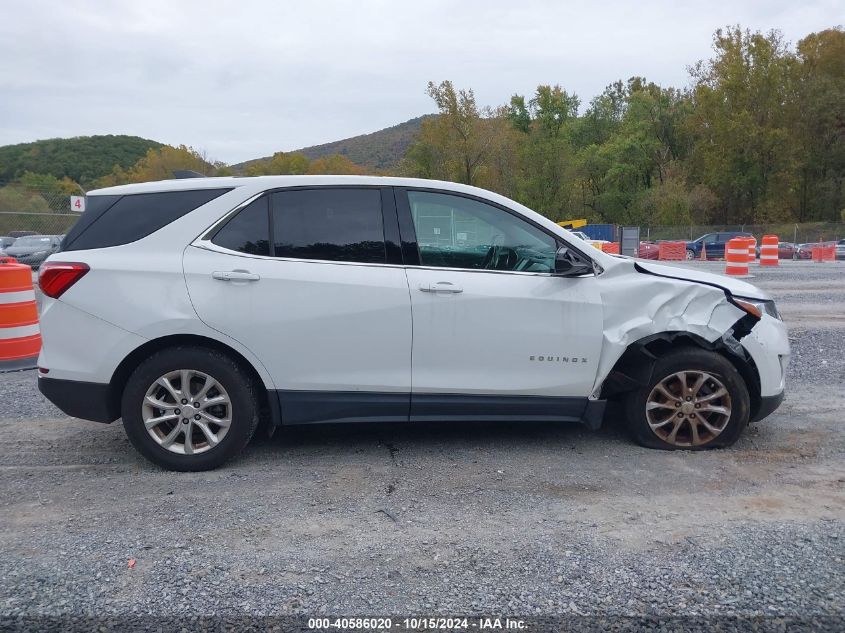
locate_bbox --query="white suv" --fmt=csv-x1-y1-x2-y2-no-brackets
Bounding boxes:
36,176,789,470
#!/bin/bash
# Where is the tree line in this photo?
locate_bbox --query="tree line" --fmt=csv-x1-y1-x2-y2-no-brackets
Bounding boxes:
2,25,842,226
403,26,845,225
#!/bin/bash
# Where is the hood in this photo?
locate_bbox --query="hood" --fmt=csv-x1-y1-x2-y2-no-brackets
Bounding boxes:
635,260,770,300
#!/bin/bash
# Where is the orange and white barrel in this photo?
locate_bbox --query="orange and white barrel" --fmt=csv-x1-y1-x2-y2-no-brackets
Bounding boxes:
725,238,750,276
0,258,41,372
746,236,757,262
759,235,779,266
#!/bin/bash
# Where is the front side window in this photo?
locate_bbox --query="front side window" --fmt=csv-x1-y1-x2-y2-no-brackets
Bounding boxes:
272,188,385,263
211,196,270,256
407,190,556,273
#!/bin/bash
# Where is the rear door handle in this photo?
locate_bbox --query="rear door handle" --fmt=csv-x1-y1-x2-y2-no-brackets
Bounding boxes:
212,270,260,282
419,281,463,294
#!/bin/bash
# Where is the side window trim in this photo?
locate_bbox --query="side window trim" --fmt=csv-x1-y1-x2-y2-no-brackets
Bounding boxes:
270,186,388,265
381,188,403,266
204,192,269,242
202,186,397,266
394,187,421,266
394,187,593,273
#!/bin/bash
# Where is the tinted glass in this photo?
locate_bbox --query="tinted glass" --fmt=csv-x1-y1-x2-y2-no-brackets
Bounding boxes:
13,236,52,247
211,196,270,256
407,191,556,273
272,189,385,263
63,188,231,251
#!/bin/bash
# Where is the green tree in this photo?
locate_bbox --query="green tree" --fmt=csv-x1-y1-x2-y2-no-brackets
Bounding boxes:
686,27,797,222
246,151,310,176
96,145,225,186
403,81,499,186
793,28,845,221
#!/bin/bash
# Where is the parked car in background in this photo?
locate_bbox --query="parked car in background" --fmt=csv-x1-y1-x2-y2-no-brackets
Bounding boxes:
8,230,38,238
795,243,813,259
758,242,798,260
776,242,797,259
685,232,753,260
3,235,62,268
0,236,15,255
837,239,845,260
795,241,837,260
637,241,660,259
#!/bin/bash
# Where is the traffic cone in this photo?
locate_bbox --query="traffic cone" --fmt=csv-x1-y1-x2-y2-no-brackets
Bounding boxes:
700,242,707,261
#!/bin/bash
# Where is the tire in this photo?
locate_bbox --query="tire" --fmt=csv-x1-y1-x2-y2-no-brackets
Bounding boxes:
121,346,260,471
624,348,750,450
686,249,696,260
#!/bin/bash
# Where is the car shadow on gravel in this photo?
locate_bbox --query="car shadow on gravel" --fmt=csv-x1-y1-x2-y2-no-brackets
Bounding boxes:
250,411,631,455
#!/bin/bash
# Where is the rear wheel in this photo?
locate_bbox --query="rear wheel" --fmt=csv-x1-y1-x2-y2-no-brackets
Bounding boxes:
624,349,750,450
121,346,260,471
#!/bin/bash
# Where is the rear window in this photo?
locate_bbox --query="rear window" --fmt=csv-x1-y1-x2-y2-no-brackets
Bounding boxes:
62,188,232,251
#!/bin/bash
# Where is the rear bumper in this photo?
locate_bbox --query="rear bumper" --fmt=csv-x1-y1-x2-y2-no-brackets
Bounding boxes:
751,390,785,422
38,376,118,423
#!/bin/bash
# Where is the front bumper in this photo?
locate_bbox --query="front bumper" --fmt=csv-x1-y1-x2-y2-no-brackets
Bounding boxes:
751,390,784,422
38,376,118,423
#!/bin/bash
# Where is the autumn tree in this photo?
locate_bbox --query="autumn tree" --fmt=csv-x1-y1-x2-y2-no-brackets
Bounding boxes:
403,81,499,186
96,145,225,186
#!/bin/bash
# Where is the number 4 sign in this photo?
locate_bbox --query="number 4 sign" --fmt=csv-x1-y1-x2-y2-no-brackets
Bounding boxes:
70,195,86,213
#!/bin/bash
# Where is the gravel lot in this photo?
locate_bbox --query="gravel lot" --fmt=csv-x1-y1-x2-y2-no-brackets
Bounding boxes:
1,260,843,630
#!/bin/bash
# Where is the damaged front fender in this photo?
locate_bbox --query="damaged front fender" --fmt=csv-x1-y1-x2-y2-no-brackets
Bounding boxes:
591,260,753,399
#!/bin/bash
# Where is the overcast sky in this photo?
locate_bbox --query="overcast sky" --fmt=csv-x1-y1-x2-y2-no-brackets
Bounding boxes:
1,0,841,164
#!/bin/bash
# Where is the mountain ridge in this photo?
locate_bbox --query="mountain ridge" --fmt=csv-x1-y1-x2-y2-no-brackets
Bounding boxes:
232,115,432,173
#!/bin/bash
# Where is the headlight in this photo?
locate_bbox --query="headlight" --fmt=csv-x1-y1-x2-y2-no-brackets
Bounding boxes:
735,297,781,320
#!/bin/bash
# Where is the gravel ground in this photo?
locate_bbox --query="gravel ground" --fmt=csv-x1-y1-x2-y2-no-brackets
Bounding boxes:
0,260,843,630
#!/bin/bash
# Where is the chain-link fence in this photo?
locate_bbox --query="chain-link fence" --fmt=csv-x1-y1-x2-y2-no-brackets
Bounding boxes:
0,185,82,237
1,183,843,248
641,223,845,244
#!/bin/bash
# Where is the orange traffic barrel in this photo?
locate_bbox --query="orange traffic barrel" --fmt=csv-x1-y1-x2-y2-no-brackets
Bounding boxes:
746,236,757,262
0,258,41,372
759,234,779,266
725,237,750,276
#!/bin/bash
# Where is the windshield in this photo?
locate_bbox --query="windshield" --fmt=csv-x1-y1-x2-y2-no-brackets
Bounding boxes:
13,236,52,247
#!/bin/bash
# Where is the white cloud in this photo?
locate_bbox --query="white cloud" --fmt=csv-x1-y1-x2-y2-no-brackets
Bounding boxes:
0,0,840,163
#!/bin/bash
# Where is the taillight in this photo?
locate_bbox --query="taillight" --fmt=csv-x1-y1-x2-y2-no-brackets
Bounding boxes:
38,262,90,298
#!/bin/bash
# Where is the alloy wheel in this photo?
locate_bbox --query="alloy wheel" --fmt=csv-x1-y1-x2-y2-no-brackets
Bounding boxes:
645,370,732,447
142,369,232,455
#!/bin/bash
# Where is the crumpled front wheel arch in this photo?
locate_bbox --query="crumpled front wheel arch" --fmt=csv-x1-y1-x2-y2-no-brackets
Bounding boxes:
599,331,762,420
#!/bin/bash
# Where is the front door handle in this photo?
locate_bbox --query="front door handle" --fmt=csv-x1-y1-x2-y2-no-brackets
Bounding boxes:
419,281,463,294
212,270,260,282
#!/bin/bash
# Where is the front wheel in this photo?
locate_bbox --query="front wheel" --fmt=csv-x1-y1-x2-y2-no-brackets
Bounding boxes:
624,349,750,450
686,249,696,260
121,346,260,471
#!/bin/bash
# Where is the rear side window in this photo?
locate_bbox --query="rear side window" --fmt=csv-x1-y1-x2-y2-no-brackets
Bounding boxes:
62,188,232,251
211,196,270,256
272,188,385,263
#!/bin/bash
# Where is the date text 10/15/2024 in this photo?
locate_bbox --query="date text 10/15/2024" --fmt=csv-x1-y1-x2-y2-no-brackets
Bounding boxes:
307,617,528,630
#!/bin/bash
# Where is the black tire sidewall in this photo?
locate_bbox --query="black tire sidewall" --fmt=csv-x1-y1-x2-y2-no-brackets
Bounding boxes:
625,349,750,450
121,346,258,471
